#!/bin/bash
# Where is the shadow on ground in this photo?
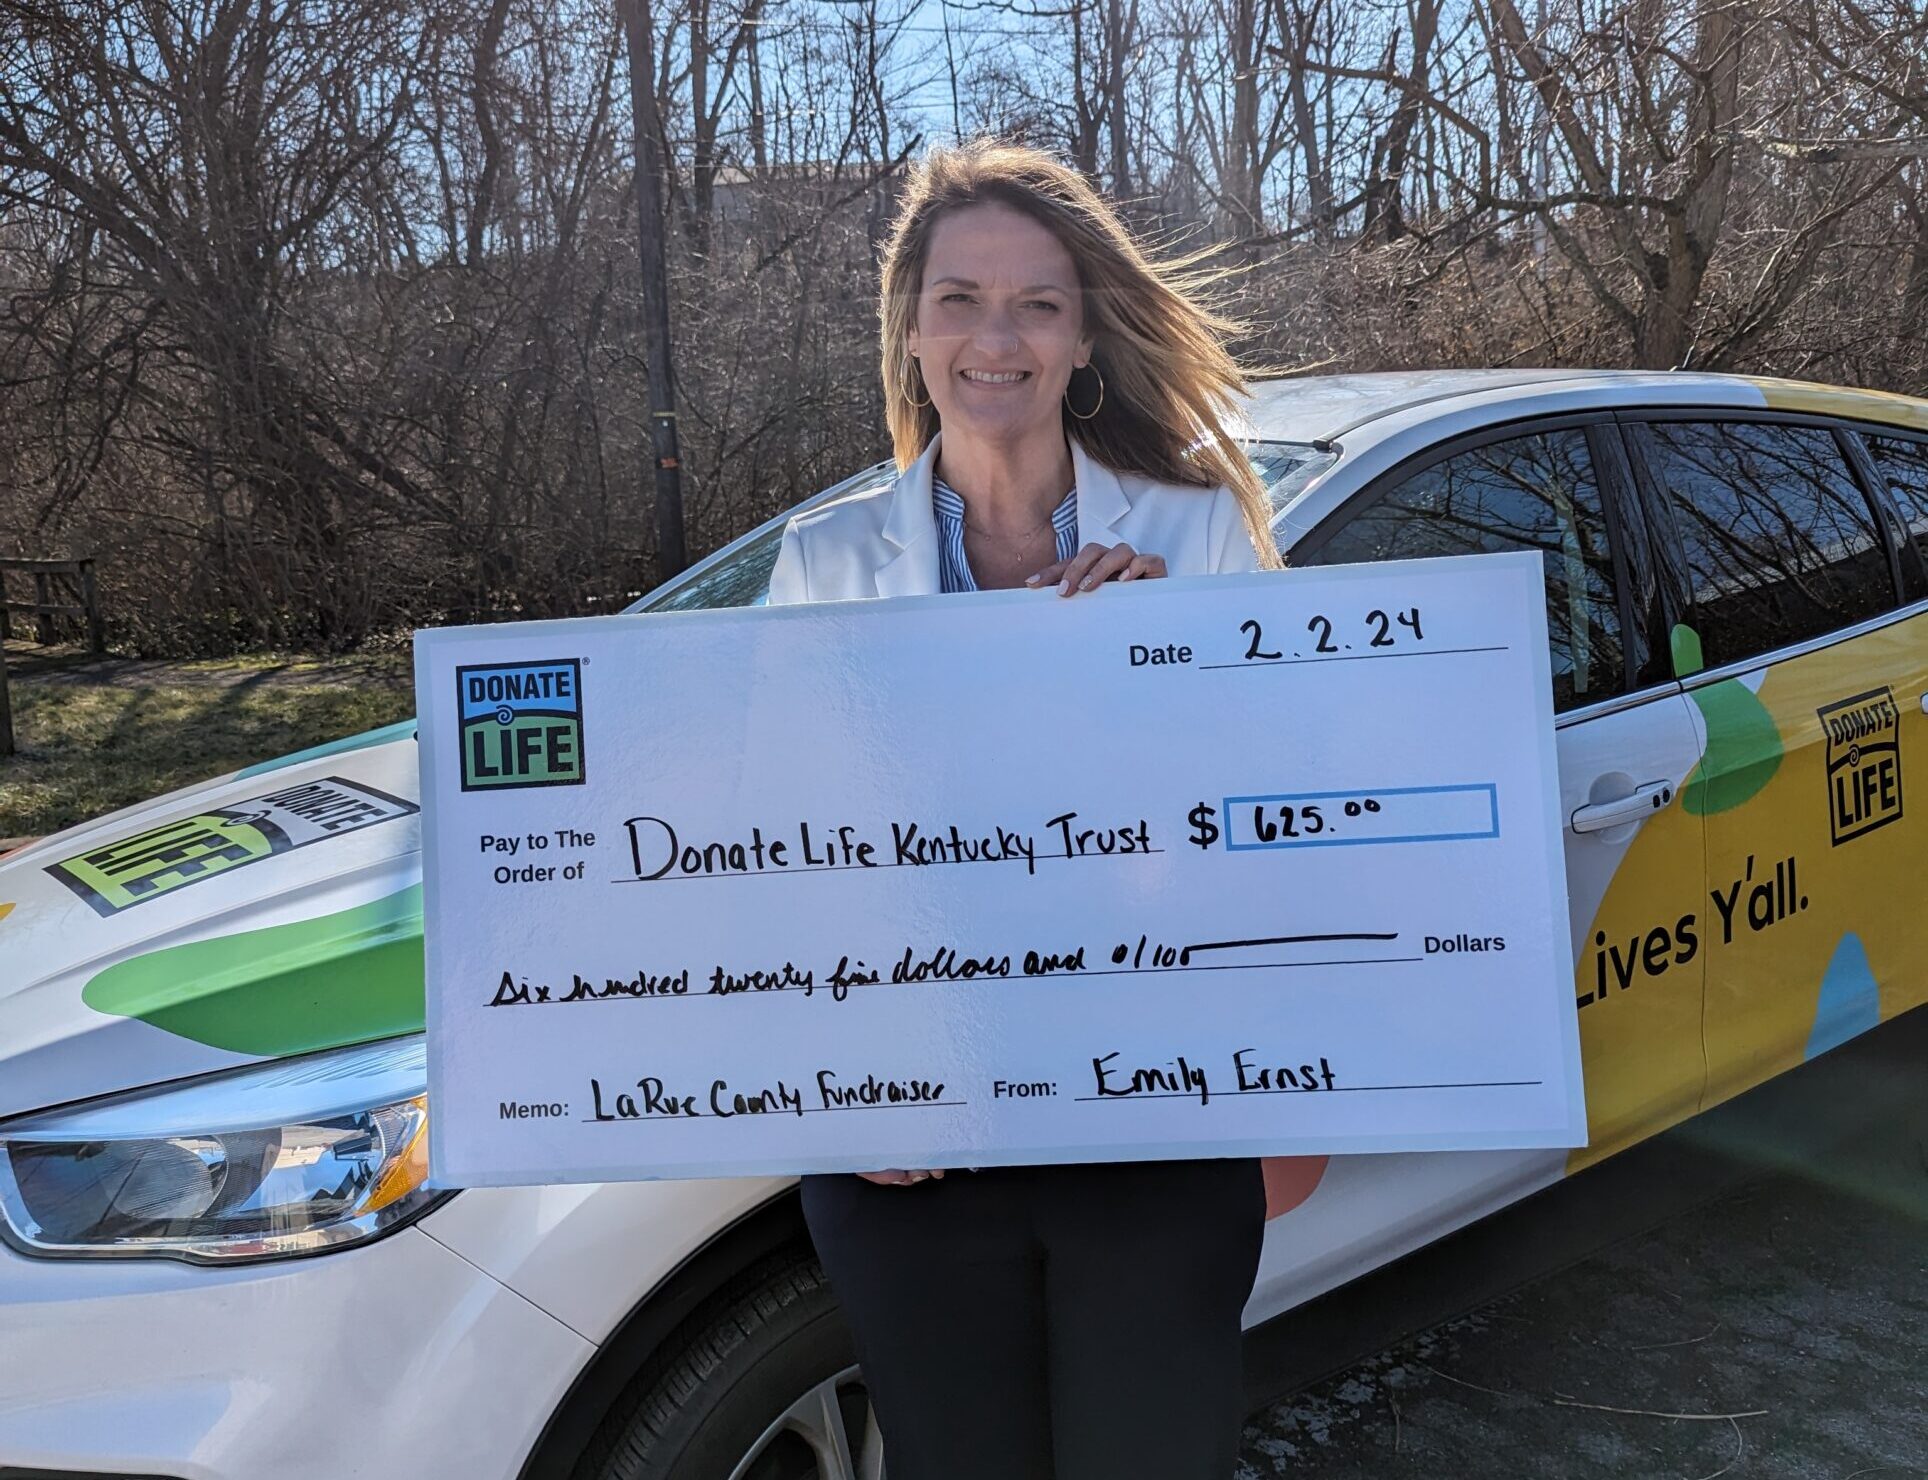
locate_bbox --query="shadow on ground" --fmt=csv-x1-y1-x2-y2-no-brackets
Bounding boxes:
1240,1017,1928,1478
3,637,410,688
0,638,415,836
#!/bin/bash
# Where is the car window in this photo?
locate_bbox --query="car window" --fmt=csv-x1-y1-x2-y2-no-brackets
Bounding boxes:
1636,421,1892,669
636,443,1331,614
636,464,900,614
1253,443,1339,517
644,525,788,613
1863,433,1928,575
1297,429,1626,713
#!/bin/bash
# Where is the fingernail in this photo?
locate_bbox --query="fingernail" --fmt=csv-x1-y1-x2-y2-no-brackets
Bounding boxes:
1025,573,1041,586
1058,578,1072,595
1079,576,1095,590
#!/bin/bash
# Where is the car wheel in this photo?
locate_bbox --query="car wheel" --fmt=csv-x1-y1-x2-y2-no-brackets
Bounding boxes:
582,1250,885,1480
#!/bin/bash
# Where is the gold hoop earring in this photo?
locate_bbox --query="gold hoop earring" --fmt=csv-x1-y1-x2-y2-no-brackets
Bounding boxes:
903,356,931,409
1065,363,1104,420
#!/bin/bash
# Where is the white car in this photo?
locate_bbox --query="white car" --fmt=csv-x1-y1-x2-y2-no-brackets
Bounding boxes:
4,369,1925,1479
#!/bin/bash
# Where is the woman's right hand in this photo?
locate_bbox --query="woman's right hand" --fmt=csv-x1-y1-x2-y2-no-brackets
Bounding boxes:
857,1168,946,1186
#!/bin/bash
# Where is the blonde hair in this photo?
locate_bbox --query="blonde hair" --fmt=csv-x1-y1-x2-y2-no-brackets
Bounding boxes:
879,139,1280,567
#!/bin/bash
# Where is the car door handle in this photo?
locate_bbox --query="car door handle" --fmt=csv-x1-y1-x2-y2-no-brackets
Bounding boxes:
1570,781,1675,835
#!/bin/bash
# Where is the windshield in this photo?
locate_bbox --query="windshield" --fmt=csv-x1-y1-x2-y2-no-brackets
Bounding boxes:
1251,441,1336,513
633,440,1335,615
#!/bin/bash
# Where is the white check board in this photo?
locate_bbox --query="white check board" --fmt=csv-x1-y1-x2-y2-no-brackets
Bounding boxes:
416,553,1584,1186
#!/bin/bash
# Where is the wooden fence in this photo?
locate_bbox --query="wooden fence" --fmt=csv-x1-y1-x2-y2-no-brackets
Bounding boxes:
0,556,104,758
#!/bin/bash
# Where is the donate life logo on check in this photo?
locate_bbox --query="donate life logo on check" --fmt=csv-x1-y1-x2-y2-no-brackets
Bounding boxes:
458,658,587,791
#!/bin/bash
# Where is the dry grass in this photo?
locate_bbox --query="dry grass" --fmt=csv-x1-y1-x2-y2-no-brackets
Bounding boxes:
0,646,413,837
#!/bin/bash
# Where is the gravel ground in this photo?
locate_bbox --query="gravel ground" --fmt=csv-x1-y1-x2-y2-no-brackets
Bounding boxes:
1239,1020,1928,1479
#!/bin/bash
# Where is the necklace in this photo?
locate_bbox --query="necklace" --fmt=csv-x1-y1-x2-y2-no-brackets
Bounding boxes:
963,515,1054,548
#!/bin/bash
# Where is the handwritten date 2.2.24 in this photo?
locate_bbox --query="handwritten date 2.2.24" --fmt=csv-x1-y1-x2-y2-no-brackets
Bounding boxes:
1128,609,1429,671
1237,606,1424,662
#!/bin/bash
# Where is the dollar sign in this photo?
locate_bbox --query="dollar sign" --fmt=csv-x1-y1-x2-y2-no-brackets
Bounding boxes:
1187,802,1220,849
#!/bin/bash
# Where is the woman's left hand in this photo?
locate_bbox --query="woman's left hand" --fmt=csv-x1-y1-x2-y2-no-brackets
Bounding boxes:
1026,542,1168,596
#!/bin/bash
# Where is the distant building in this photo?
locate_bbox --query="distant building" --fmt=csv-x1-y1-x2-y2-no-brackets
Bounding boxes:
707,160,906,224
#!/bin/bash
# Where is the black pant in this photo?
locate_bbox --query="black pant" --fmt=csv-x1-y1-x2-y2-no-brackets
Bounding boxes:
801,1157,1267,1480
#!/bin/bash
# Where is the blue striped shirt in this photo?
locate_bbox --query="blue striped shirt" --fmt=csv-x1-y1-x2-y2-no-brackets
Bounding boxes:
931,477,1079,593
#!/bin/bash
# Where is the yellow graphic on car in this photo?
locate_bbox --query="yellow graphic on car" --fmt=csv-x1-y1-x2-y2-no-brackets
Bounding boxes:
1569,612,1927,1174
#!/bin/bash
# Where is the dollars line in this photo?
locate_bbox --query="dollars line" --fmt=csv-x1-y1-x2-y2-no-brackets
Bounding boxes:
485,928,1414,1008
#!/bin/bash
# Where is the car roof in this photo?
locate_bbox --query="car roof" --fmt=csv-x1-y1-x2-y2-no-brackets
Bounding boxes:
1243,369,1928,444
634,367,1928,613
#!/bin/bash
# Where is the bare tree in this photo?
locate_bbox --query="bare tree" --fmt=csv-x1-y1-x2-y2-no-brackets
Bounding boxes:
5,0,1928,657
1481,0,1747,369
618,0,689,579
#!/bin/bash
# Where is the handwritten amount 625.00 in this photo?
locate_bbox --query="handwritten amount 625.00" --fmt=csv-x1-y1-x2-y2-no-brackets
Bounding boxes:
1239,606,1424,661
1187,796,1384,849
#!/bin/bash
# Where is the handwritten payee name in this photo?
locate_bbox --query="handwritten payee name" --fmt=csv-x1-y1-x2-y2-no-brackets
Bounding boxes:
623,812,1153,881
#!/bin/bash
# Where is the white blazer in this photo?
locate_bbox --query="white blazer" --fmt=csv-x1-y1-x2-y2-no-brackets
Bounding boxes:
767,432,1263,604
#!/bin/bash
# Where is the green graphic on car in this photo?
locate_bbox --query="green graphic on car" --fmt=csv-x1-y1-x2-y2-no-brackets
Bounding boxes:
1671,624,1785,816
82,884,426,1056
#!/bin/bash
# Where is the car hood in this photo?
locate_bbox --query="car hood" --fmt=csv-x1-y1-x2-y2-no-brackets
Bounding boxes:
0,726,426,1119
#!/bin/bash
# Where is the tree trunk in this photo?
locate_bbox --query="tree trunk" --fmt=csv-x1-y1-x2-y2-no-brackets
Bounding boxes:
1635,3,1743,368
1070,0,1101,179
1225,0,1265,239
0,631,13,758
466,0,514,271
688,0,713,259
748,11,768,172
1280,0,1333,238
1106,0,1132,195
618,0,688,582
1902,179,1928,336
1363,0,1441,244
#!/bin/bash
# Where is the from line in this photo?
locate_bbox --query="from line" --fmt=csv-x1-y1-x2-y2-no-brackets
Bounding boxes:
1073,1079,1544,1102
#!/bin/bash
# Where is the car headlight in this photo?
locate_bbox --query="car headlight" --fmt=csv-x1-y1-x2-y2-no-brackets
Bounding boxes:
0,1036,446,1263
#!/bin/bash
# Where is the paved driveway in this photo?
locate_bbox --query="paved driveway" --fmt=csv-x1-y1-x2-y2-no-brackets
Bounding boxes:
1239,1013,1928,1478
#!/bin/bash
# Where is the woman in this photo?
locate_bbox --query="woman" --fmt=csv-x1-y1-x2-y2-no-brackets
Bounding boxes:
767,140,1277,1479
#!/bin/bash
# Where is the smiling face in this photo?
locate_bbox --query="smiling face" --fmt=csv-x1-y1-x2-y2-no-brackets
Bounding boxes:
907,201,1094,448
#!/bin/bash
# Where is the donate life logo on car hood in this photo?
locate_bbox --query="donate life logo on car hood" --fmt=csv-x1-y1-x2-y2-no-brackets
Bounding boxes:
46,776,418,916
0,728,428,1119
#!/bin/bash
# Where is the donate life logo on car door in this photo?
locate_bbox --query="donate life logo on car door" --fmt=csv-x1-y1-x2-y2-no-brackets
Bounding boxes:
1818,686,1903,846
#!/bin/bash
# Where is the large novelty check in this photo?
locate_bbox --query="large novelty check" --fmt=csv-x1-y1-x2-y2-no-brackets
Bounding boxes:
416,552,1584,1187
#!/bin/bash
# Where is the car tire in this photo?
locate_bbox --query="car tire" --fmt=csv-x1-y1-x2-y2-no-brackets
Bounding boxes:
580,1249,885,1480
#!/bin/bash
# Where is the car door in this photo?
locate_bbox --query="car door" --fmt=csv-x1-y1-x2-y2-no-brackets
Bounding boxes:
1624,414,1928,1107
1851,428,1928,1035
1290,420,1707,1174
